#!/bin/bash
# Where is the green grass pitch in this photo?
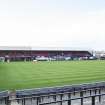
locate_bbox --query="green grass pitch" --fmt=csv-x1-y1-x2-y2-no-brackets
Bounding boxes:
0,60,105,91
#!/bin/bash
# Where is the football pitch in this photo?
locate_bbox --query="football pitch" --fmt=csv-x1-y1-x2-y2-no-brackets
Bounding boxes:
0,60,105,90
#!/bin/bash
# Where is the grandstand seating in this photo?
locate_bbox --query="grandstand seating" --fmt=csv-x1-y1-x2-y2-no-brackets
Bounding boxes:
0,48,92,61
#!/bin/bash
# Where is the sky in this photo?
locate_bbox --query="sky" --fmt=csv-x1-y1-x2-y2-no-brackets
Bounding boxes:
0,0,105,50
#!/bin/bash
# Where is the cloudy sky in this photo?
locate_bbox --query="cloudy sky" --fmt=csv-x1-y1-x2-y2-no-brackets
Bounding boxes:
0,0,105,50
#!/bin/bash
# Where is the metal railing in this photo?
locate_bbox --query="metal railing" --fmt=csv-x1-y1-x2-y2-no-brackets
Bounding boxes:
15,88,105,105
1,82,105,105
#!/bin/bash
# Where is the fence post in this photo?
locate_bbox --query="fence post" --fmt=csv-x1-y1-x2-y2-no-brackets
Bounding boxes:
37,97,40,105
92,96,95,105
90,90,92,95
6,97,10,105
60,94,63,105
80,91,83,105
99,89,101,102
68,93,71,105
